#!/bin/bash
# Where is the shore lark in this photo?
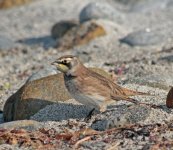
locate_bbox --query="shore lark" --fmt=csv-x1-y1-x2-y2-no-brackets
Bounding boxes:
52,55,155,117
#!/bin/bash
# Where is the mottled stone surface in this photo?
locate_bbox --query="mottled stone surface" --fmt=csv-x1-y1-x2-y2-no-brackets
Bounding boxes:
26,65,58,83
3,74,71,122
120,27,173,46
129,74,173,90
51,20,78,39
79,2,124,23
55,21,106,50
0,120,42,131
0,0,32,9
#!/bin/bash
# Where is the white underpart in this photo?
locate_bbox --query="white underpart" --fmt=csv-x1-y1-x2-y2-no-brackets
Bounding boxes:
70,92,106,111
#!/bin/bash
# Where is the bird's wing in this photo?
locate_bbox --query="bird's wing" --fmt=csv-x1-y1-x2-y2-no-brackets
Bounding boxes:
83,70,148,97
110,95,139,104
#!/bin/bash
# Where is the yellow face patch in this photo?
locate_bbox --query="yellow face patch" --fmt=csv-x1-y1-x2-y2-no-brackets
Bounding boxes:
56,63,69,73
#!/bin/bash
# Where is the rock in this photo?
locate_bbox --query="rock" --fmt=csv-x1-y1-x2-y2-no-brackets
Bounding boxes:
51,20,78,39
79,2,124,23
0,0,32,9
166,87,173,108
27,66,112,83
0,120,42,131
116,0,169,11
91,105,150,131
74,51,92,63
26,65,58,83
3,67,111,121
115,0,171,12
3,74,71,122
129,0,170,13
55,21,106,51
31,102,92,121
0,112,3,124
0,144,15,150
166,0,173,8
120,27,173,46
115,0,145,5
0,35,15,50
159,55,173,63
129,74,173,90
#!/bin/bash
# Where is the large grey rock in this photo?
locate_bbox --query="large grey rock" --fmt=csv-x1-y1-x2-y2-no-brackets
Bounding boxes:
0,35,15,50
120,26,173,46
115,0,170,12
130,0,169,12
0,120,42,131
129,74,173,90
31,103,92,121
91,105,150,131
79,2,124,23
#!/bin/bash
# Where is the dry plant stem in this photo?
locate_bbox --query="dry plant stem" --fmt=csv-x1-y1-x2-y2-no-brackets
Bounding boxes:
152,47,173,54
74,136,91,148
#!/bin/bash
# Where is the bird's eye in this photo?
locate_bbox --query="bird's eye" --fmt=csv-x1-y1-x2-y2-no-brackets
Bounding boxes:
63,60,67,64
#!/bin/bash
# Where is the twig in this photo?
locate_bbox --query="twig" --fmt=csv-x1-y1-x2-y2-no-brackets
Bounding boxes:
151,47,173,54
74,136,91,148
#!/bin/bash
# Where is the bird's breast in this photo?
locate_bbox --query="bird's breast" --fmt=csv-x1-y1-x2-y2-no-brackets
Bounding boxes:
64,78,106,110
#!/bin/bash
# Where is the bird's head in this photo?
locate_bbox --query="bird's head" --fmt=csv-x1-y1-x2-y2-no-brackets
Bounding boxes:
51,55,82,75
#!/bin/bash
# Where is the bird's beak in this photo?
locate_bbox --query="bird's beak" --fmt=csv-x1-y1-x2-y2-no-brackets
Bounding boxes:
51,61,69,73
51,61,59,66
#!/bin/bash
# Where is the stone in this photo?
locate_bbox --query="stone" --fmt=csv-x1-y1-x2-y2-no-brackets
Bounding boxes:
79,2,124,23
0,0,32,9
55,21,106,51
166,87,173,108
0,120,42,131
129,74,173,90
0,144,15,150
26,65,58,83
115,0,145,5
31,102,92,121
120,27,173,46
159,55,173,63
3,74,71,122
74,51,91,63
51,20,78,39
27,66,112,83
91,105,150,131
129,0,170,12
0,35,15,50
3,67,111,121
115,0,170,11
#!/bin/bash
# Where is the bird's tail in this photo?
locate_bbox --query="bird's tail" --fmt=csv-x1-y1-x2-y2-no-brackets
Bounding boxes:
111,95,159,108
121,87,152,96
125,97,159,108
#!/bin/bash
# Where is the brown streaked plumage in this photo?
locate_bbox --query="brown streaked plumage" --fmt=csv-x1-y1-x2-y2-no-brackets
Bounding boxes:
51,55,153,114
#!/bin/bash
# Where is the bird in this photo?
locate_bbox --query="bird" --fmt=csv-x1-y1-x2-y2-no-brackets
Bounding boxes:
51,55,156,119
